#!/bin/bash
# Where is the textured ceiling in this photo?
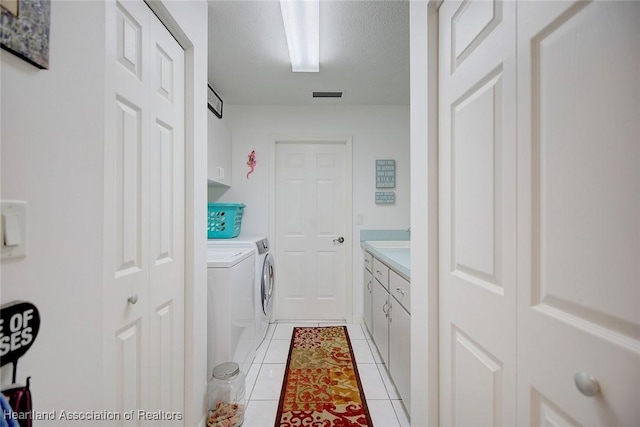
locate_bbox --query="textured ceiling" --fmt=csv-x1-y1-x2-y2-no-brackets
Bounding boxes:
207,0,410,106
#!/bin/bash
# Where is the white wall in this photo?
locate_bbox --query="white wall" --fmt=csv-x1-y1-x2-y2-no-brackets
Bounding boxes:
0,0,106,413
410,2,440,425
210,105,410,319
1,1,209,425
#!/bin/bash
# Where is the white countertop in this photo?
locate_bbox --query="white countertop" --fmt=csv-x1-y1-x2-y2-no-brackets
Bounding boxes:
360,240,410,280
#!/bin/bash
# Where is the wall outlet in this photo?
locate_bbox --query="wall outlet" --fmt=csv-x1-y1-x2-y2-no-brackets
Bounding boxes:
356,214,364,225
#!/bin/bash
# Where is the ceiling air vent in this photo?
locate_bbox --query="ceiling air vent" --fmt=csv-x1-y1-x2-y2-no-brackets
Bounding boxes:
313,91,343,98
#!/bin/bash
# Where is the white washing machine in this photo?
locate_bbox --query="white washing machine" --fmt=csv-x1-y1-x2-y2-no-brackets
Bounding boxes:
208,236,275,348
253,237,275,346
207,244,256,377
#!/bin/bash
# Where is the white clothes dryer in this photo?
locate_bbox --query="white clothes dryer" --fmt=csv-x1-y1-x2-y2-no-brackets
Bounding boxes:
207,236,275,348
207,244,256,377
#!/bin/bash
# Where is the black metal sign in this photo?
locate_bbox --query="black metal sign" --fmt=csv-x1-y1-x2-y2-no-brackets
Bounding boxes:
1,301,40,369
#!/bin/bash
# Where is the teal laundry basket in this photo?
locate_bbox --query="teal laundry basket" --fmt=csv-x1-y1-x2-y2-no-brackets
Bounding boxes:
207,203,245,239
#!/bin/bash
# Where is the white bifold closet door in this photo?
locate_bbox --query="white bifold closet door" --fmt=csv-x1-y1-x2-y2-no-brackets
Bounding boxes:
103,0,185,423
516,2,640,425
438,1,639,426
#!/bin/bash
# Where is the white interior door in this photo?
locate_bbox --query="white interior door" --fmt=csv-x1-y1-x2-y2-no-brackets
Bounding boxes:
104,0,185,422
275,141,349,320
516,2,640,425
438,0,517,425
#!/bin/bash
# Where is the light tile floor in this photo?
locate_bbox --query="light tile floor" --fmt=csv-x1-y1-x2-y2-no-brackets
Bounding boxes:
242,321,410,427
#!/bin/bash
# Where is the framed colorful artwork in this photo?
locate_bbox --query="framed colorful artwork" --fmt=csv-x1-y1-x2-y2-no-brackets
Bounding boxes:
0,0,51,69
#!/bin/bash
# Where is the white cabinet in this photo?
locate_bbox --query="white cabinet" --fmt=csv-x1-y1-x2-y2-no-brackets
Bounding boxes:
207,110,231,186
388,267,411,410
363,248,411,414
372,278,390,366
363,267,374,337
389,297,411,412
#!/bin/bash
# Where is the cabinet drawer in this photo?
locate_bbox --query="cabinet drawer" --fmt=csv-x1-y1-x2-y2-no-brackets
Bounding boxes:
372,258,389,290
389,270,410,313
363,251,373,273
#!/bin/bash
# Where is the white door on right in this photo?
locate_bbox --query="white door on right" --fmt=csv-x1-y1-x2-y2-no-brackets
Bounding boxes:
516,2,640,426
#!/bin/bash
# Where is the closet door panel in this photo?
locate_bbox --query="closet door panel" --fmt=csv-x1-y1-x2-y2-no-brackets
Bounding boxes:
148,14,185,419
516,2,640,425
105,1,152,416
438,0,517,425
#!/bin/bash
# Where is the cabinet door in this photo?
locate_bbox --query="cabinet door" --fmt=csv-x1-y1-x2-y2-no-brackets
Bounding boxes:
372,278,389,366
207,111,232,186
363,269,373,337
389,301,411,413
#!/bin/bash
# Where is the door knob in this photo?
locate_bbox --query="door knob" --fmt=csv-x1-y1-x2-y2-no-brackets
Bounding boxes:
128,293,139,305
333,236,345,244
574,372,600,397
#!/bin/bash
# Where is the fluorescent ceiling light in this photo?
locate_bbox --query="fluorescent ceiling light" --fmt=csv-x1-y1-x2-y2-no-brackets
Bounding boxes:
280,0,319,72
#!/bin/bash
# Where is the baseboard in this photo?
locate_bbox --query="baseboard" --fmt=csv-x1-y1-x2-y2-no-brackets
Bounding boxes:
351,315,363,325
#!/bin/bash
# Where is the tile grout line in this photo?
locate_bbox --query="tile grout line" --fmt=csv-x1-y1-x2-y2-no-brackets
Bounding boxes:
248,337,274,401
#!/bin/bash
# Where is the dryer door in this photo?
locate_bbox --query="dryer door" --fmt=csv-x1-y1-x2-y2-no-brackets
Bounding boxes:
261,253,275,316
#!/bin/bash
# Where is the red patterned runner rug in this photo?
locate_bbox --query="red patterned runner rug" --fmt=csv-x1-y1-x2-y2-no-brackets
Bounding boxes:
274,326,373,426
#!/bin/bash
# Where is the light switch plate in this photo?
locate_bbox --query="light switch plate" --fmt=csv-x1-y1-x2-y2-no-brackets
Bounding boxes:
1,200,27,259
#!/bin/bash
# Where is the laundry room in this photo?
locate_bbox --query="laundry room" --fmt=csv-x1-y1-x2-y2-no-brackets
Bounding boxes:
0,0,413,425
2,1,638,426
204,2,411,425
206,0,411,309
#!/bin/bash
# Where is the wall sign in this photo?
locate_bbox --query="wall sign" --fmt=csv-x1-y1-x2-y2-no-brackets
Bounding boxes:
1,302,38,427
375,191,395,205
376,160,395,188
1,301,40,382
